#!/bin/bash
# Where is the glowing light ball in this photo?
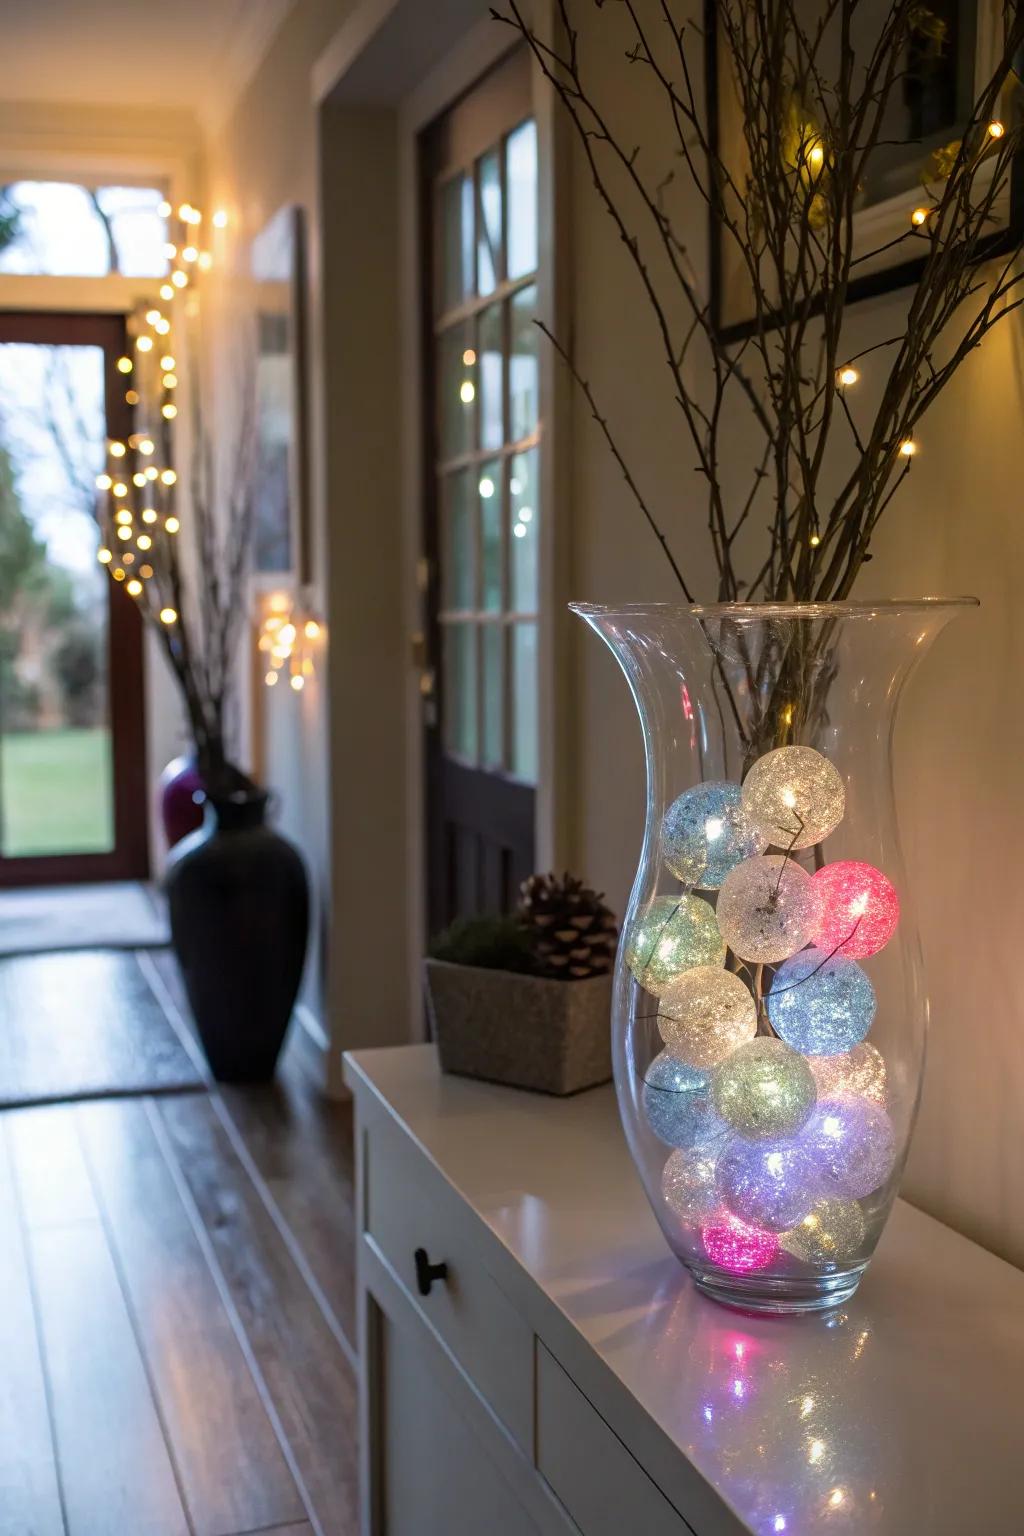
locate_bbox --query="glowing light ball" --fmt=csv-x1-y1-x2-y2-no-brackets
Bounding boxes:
766,948,875,1056
804,1096,896,1199
701,1211,779,1273
741,745,845,850
781,1198,867,1265
716,1137,819,1231
643,1069,728,1151
625,895,725,996
812,860,899,958
661,781,767,889
658,967,757,1069
712,1038,816,1141
716,855,821,964
661,1145,721,1223
808,1042,887,1106
646,1047,709,1097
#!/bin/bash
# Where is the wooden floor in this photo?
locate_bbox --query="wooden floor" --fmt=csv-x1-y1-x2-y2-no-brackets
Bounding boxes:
0,945,359,1536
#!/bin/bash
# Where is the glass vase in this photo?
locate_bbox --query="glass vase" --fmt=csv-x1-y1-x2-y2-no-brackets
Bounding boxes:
574,600,975,1313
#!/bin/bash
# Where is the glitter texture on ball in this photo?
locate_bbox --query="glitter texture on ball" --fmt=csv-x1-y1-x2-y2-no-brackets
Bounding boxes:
716,1137,819,1231
625,894,726,996
661,1145,721,1223
766,948,876,1056
660,781,767,889
642,1073,728,1150
712,1038,817,1141
646,1047,709,1096
812,860,900,958
804,1095,896,1198
716,855,821,964
741,745,846,850
658,966,757,1069
701,1211,779,1273
808,1042,887,1105
781,1198,867,1265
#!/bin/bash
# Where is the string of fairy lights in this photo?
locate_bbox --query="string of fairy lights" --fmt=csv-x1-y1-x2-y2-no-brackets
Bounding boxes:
95,197,323,690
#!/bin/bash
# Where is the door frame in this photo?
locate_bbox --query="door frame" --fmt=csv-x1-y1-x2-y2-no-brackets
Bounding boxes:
0,309,149,886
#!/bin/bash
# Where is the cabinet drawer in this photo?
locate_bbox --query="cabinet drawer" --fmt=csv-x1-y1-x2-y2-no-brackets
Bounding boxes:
537,1344,697,1536
364,1116,533,1451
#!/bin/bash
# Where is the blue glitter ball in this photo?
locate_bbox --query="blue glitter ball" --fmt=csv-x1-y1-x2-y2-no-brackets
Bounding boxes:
642,1061,729,1151
716,1135,819,1232
766,948,876,1056
661,781,767,889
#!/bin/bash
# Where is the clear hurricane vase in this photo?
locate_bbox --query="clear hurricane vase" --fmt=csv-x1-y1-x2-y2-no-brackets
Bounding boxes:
574,600,975,1314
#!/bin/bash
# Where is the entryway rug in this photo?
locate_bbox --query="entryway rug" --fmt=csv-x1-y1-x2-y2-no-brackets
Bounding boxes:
0,881,170,958
0,950,204,1108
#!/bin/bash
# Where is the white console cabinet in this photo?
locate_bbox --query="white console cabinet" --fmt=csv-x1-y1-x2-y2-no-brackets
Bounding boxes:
345,1045,1024,1536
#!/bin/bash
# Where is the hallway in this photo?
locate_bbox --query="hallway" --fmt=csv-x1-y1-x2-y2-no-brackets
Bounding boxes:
0,948,359,1536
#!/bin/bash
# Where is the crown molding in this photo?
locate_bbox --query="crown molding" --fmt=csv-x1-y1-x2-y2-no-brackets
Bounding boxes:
200,0,298,138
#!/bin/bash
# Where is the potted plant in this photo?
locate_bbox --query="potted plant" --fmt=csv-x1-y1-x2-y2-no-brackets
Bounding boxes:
493,2,1024,1310
94,215,309,1083
426,873,619,1095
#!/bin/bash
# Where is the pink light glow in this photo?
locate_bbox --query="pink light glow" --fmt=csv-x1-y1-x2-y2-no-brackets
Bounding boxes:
701,1212,779,1273
812,860,899,959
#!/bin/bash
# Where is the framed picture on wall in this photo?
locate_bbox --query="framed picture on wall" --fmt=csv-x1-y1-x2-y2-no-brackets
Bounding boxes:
250,204,310,578
707,0,1023,339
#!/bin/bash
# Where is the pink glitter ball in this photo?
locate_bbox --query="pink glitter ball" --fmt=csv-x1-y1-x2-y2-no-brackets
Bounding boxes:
701,1211,779,1273
812,859,899,958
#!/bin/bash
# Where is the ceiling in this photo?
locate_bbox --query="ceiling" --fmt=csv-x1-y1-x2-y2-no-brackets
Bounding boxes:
0,0,294,119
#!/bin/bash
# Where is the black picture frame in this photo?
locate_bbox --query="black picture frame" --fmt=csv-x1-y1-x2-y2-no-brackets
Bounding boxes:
705,0,1024,342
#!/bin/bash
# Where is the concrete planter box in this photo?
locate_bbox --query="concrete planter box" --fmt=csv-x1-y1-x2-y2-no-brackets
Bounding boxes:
424,958,613,1096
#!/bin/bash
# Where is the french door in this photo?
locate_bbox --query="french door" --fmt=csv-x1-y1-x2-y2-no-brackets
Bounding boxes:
421,47,540,933
0,311,148,886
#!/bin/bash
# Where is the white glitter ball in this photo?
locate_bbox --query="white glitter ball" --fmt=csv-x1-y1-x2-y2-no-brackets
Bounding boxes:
808,1042,887,1106
716,855,821,964
741,745,845,850
661,1144,722,1223
658,966,757,1069
803,1095,896,1199
711,1037,817,1140
781,1197,867,1264
624,894,726,996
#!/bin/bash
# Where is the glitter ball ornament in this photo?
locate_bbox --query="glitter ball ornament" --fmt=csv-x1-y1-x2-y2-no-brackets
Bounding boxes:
625,895,726,996
701,1211,779,1273
804,1096,896,1199
646,1047,709,1096
642,1069,728,1150
741,745,845,850
660,781,767,889
716,855,821,964
661,1145,722,1223
812,860,899,958
808,1042,887,1106
712,1038,817,1141
716,1136,819,1231
766,948,876,1056
658,966,757,1069
781,1198,867,1265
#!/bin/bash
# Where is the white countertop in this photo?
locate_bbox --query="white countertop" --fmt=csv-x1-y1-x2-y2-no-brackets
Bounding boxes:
344,1044,1024,1536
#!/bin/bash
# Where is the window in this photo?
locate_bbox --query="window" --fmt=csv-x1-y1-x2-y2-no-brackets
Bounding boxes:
0,183,169,278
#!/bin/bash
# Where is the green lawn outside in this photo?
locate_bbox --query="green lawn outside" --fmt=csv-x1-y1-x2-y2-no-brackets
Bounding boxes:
1,727,114,858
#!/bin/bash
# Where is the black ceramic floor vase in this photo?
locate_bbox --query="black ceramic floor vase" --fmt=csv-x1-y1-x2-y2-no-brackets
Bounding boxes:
165,787,310,1082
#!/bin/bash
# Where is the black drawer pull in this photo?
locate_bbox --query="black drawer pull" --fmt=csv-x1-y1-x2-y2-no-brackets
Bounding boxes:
414,1247,448,1297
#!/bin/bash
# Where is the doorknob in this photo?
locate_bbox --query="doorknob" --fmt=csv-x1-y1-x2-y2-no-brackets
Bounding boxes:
414,1247,448,1297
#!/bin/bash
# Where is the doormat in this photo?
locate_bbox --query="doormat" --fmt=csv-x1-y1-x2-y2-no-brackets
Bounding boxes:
0,949,204,1109
0,882,170,958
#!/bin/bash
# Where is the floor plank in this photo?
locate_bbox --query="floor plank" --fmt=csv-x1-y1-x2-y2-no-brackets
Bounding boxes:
27,1219,191,1536
78,1097,308,1536
159,1093,360,1536
0,1121,64,1536
7,1101,100,1229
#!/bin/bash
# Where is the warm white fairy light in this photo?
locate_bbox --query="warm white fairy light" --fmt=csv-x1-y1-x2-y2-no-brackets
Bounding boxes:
137,534,152,551
899,438,917,457
837,364,859,387
171,270,188,288
161,354,176,370
165,516,180,534
910,206,930,227
96,473,112,490
137,335,153,352
97,547,112,564
116,355,133,374
145,308,162,325
161,468,176,485
113,481,127,497
141,507,157,524
160,606,177,625
212,209,228,228
126,578,143,596
988,120,1005,139
162,403,178,419
109,440,126,458
158,199,172,218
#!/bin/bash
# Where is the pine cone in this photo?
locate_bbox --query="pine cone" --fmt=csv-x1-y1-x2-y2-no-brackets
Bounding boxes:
518,871,619,980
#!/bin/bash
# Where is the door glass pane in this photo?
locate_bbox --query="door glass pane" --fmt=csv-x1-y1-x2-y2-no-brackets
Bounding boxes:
439,172,474,312
478,303,504,452
506,121,538,280
442,469,474,610
509,448,538,612
0,343,114,856
476,149,503,298
481,622,503,769
509,285,538,442
0,183,169,278
442,622,477,762
511,621,538,782
438,322,475,461
477,459,502,612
